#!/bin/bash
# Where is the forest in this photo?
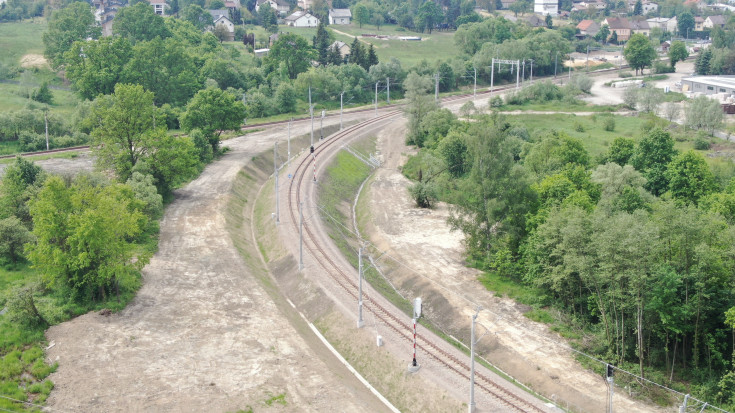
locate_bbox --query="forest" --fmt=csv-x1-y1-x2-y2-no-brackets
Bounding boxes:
401,77,735,408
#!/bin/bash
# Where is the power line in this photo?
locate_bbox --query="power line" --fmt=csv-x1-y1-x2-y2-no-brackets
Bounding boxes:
307,171,730,413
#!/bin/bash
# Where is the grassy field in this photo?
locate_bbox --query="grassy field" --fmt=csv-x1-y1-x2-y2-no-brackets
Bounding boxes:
0,19,47,68
0,82,79,115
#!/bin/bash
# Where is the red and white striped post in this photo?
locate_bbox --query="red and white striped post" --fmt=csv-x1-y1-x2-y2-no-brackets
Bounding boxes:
412,318,418,367
408,297,422,373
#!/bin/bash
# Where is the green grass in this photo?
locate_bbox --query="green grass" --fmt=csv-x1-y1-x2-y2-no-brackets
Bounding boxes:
0,82,80,115
510,113,649,157
284,23,460,68
0,19,47,68
498,101,622,113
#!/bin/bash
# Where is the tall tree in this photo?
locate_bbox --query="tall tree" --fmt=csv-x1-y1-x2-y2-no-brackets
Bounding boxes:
630,128,677,196
633,0,643,15
352,3,370,28
42,1,100,69
265,33,316,79
27,176,147,303
122,37,201,106
313,21,332,66
678,11,694,38
0,216,33,264
182,4,211,30
89,84,156,181
366,44,379,70
404,72,439,147
624,33,656,75
113,2,171,44
416,1,444,34
667,151,717,205
695,47,712,75
0,156,45,225
668,41,689,70
180,87,246,153
64,37,133,100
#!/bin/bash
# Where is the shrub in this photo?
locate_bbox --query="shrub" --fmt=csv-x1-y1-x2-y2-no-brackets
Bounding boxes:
489,96,503,108
574,121,585,132
603,117,615,131
408,181,438,208
571,74,593,93
31,82,53,104
694,138,710,150
619,72,633,78
653,61,674,74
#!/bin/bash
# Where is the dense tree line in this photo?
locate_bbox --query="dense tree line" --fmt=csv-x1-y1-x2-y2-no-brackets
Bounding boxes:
403,79,735,408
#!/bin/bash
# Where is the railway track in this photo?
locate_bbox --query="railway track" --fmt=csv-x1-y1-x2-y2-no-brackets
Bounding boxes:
285,110,548,413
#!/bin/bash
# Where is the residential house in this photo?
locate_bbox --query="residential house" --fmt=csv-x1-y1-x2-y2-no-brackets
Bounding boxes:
534,0,558,15
149,0,166,15
297,0,314,11
572,1,605,12
683,0,706,9
603,17,631,41
704,15,726,29
101,17,115,37
525,14,546,27
284,11,319,27
695,16,705,31
330,41,350,58
208,10,235,40
647,16,677,31
630,18,650,36
256,0,290,15
660,40,671,51
710,3,735,12
629,0,658,13
577,19,600,37
328,9,352,24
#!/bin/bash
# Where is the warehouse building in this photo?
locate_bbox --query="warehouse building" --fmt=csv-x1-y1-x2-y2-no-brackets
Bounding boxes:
681,76,735,96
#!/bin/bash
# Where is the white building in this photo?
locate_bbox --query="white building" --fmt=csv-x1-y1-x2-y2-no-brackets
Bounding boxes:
534,0,558,15
328,9,352,25
284,11,319,27
149,0,166,15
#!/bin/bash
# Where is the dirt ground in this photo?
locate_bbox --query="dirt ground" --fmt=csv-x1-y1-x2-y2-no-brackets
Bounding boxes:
20,54,49,69
358,99,670,412
44,116,391,412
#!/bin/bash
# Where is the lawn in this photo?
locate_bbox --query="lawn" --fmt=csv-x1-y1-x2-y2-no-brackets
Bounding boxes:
0,19,47,68
0,82,79,115
325,23,459,68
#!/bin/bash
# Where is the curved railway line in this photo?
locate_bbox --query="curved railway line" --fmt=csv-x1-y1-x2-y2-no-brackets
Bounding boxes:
285,108,548,412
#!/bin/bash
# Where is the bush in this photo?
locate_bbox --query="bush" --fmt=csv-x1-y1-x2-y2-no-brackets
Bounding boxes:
408,181,438,208
653,61,674,74
603,117,615,131
31,82,53,104
574,121,585,132
571,74,593,93
505,81,564,105
619,72,634,78
489,96,503,108
694,135,711,150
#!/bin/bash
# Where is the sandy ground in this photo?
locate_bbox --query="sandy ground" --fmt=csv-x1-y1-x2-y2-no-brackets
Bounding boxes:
20,54,49,69
0,152,95,178
357,94,670,412
44,115,391,412
273,113,552,413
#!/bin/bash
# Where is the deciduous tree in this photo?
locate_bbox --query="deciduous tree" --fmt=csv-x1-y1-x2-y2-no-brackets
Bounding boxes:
42,2,100,69
624,33,656,75
180,87,245,153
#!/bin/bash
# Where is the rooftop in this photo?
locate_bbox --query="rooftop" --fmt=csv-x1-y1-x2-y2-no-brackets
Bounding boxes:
329,8,351,17
683,76,735,89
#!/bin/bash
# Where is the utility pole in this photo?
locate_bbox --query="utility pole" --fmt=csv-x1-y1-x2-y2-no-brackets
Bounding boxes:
469,307,483,413
586,44,590,72
274,142,279,224
529,59,534,83
374,82,378,116
516,60,520,89
340,92,344,130
357,246,364,328
473,66,477,98
319,110,324,140
309,85,314,148
386,77,390,103
44,109,49,151
299,201,303,271
434,72,439,102
522,60,525,85
287,118,291,164
490,59,494,100
555,52,559,78
606,364,614,413
679,394,690,413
